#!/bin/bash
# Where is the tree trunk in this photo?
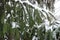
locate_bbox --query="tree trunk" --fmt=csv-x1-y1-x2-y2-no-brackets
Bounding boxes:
0,0,4,40
7,33,12,40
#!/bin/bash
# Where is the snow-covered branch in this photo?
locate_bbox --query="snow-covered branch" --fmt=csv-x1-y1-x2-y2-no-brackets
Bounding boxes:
19,0,56,20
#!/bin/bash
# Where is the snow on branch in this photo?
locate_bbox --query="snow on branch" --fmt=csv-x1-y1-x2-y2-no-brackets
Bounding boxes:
19,0,56,20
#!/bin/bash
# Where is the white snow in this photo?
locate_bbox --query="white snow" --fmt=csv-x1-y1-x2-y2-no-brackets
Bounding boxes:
54,0,60,20
7,14,10,18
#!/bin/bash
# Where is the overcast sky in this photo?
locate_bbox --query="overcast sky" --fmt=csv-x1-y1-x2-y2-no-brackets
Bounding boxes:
54,0,60,20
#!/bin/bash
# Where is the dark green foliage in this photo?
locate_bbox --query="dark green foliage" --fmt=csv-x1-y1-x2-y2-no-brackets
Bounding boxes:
34,9,43,25
0,0,59,40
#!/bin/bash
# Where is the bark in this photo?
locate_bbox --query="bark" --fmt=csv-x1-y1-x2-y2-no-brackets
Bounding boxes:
0,0,4,40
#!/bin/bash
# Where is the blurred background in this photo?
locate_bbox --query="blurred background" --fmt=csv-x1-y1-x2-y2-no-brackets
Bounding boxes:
0,0,60,40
